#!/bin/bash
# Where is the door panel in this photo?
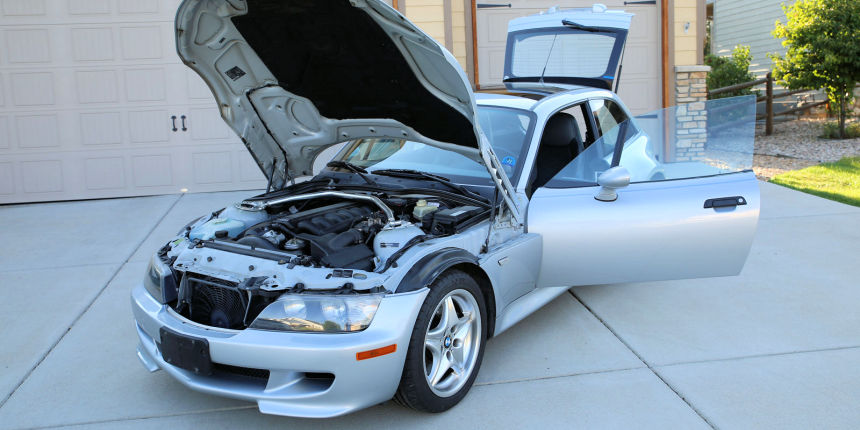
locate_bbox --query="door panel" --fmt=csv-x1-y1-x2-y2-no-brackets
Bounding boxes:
528,172,760,288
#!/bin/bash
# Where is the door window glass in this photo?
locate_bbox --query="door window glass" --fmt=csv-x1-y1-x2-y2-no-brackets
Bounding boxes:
542,95,757,188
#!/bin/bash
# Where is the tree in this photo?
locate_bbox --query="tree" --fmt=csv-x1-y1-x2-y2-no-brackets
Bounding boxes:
771,0,860,139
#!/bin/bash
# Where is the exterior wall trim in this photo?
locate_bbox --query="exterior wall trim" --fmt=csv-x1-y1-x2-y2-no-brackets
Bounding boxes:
443,0,454,52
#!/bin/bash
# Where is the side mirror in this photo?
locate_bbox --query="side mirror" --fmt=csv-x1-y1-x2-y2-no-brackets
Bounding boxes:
595,166,630,202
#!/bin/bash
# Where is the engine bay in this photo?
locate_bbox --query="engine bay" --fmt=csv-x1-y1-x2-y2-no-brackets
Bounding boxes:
155,188,492,330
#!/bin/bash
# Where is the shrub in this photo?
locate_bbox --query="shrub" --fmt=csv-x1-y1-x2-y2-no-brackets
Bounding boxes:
705,45,758,99
820,121,860,139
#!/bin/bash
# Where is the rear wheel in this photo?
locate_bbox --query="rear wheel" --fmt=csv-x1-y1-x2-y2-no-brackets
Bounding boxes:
394,270,487,412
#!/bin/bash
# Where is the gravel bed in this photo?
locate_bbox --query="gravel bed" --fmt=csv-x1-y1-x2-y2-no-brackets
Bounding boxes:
753,118,860,180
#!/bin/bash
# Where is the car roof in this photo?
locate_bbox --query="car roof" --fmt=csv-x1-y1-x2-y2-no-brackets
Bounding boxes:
477,86,618,112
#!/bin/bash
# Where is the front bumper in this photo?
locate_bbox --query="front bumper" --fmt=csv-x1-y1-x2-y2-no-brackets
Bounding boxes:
131,283,428,418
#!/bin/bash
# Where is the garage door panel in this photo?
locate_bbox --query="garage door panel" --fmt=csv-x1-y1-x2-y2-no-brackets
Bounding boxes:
80,111,123,146
68,0,112,16
117,0,161,15
187,69,216,101
84,156,126,190
128,109,171,144
71,27,116,61
3,0,180,23
15,114,61,149
11,72,55,106
2,0,46,16
5,28,52,63
0,161,13,194
480,47,507,86
132,153,174,187
20,159,65,193
617,79,657,113
120,25,163,60
621,42,659,77
75,70,120,104
239,150,265,183
193,151,233,185
483,11,531,42
189,107,233,141
625,6,657,42
123,68,168,102
0,115,8,149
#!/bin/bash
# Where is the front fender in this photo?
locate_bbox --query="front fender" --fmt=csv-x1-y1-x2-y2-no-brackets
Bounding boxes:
395,248,478,293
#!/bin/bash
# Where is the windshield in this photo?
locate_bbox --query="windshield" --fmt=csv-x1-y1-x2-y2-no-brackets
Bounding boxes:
329,106,534,185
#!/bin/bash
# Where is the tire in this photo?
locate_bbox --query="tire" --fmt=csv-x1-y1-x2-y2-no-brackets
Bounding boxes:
394,269,487,412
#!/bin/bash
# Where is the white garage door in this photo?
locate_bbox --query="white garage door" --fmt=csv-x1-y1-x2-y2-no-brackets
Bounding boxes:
0,0,267,204
476,0,662,114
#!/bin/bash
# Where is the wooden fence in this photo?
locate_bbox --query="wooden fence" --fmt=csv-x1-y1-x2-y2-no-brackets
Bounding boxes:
708,72,826,136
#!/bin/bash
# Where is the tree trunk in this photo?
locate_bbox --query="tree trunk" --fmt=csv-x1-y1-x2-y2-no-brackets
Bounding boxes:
839,88,847,139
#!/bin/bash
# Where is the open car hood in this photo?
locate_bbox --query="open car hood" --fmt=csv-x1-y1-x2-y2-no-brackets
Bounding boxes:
503,4,633,92
175,0,518,216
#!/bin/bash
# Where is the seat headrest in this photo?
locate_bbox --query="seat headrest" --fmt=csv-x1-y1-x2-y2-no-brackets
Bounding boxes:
541,113,582,148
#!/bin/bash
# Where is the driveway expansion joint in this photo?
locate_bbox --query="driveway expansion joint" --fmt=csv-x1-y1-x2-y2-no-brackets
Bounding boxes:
568,289,719,430
0,194,185,411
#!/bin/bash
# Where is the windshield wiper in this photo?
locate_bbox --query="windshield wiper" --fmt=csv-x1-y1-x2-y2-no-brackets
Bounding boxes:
561,19,612,33
327,161,378,186
370,169,488,203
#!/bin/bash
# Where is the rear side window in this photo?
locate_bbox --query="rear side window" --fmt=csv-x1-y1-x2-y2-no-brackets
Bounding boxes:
590,99,628,136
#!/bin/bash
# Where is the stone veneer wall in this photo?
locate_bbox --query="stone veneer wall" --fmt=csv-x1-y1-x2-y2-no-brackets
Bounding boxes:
674,65,711,162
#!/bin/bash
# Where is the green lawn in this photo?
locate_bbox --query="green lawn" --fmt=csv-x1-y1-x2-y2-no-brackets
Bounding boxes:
770,157,860,207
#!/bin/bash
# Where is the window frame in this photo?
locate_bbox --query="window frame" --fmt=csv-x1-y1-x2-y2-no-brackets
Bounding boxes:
535,97,640,189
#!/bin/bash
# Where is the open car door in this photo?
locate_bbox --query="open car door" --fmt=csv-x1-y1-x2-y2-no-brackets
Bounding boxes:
527,96,760,288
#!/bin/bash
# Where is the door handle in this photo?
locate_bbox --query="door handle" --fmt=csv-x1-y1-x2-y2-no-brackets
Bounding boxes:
704,196,747,209
477,3,512,8
181,115,188,132
171,115,178,132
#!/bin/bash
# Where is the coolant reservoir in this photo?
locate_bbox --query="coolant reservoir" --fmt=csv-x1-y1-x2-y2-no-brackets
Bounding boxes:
220,204,268,226
190,218,245,240
413,200,438,220
373,224,424,263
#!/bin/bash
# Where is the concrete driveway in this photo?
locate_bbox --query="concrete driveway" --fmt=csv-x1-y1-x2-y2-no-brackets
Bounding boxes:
0,182,857,429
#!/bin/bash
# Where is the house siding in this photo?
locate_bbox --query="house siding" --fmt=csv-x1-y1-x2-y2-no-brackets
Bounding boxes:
404,0,470,71
713,0,794,75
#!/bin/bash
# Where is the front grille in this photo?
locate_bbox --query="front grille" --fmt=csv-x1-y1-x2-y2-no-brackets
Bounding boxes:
183,273,276,330
187,275,248,330
212,363,270,381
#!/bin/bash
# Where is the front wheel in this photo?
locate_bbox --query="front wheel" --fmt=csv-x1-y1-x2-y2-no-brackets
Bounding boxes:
394,270,487,412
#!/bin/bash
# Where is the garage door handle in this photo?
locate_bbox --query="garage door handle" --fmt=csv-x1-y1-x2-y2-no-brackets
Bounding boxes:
704,196,747,209
181,115,188,132
171,115,178,132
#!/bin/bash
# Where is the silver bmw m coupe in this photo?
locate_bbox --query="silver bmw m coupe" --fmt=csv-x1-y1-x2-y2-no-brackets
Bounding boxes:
132,0,760,418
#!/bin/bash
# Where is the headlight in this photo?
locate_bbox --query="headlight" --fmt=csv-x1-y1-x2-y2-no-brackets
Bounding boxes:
143,255,177,304
249,294,384,333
